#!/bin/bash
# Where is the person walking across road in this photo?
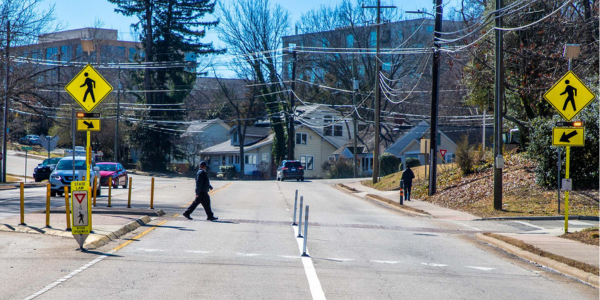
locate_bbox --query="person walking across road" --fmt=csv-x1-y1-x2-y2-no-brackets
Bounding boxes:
400,165,415,201
183,161,218,221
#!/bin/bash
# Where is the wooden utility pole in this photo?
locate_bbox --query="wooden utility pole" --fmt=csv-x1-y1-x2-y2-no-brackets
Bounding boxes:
493,0,504,210
1,21,10,183
428,0,443,196
288,48,297,160
363,0,395,184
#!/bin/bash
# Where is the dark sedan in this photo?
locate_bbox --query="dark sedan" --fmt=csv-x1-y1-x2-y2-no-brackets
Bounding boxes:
97,162,128,188
33,157,62,182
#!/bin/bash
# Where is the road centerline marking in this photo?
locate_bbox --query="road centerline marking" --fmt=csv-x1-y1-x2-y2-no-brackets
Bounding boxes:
293,225,326,300
180,182,232,208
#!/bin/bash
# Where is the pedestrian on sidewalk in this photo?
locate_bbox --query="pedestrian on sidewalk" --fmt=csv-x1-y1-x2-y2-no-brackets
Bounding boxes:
183,161,218,221
400,165,415,201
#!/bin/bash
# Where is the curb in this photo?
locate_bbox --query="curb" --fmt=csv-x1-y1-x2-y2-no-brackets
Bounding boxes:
475,216,599,221
475,233,599,288
84,215,152,249
0,215,152,250
333,184,430,218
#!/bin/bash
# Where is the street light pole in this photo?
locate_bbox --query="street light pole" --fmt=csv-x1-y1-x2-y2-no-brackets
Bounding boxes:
115,67,121,162
2,21,10,183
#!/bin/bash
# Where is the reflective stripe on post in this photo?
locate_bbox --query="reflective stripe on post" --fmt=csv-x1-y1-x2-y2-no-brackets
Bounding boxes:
150,177,154,209
45,183,51,228
127,177,132,208
64,186,71,231
19,182,25,225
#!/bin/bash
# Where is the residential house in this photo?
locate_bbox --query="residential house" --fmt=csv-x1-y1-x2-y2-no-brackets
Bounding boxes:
200,126,273,176
293,104,361,178
172,119,231,171
384,121,459,165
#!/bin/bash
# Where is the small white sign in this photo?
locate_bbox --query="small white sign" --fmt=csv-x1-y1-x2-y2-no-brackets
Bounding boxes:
561,178,572,191
72,191,89,226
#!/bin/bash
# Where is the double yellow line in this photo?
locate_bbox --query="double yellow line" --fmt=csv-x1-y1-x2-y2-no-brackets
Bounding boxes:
180,182,233,208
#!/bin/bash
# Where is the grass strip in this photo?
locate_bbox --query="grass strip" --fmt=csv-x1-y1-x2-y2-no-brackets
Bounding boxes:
484,233,599,276
560,227,599,246
365,194,430,215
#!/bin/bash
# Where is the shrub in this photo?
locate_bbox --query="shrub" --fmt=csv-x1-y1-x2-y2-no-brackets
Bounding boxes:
219,165,237,180
323,158,355,179
399,157,421,170
455,135,476,175
526,101,599,189
380,153,400,176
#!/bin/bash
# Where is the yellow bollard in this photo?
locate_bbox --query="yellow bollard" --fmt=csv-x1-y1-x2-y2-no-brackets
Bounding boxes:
92,177,98,207
45,183,51,228
127,177,132,208
150,177,154,209
107,177,112,207
19,182,25,225
64,186,71,231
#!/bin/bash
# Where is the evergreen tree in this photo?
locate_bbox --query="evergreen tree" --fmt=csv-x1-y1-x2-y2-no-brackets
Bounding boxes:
109,0,222,171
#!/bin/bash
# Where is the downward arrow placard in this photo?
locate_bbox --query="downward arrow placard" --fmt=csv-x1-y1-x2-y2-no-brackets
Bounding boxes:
552,127,584,147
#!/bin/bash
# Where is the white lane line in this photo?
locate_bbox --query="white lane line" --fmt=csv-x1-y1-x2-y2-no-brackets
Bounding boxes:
279,255,302,259
325,258,355,262
293,225,326,300
236,253,262,257
568,220,594,226
138,248,168,252
23,250,115,300
466,266,496,271
186,250,212,254
513,221,545,230
370,260,399,264
422,263,448,267
447,220,482,232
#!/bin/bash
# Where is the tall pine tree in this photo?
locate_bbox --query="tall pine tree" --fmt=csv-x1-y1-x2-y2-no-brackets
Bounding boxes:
109,0,221,171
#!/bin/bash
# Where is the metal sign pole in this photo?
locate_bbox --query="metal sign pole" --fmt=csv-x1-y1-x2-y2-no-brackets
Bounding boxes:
557,148,561,214
564,146,570,233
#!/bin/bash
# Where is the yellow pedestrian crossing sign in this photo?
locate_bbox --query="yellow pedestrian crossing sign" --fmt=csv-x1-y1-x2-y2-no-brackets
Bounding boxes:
552,127,585,147
65,64,113,113
77,119,101,131
544,71,595,121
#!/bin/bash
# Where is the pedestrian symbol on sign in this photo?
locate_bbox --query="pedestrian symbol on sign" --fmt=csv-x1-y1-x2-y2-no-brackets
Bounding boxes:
80,72,96,103
560,80,577,111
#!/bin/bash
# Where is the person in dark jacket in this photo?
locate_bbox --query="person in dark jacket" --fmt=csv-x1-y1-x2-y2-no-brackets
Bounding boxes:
400,165,415,201
183,161,218,221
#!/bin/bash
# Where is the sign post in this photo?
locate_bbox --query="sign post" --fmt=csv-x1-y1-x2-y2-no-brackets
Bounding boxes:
21,146,32,183
65,64,111,249
544,68,593,233
71,181,90,250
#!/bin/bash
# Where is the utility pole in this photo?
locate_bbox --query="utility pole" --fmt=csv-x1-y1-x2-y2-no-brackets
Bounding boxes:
115,67,121,162
352,55,359,178
428,0,443,196
493,0,504,210
2,21,10,183
144,0,153,106
363,0,395,184
288,48,297,160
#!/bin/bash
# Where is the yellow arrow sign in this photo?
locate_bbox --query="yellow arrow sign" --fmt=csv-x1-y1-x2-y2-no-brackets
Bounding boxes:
65,64,113,113
544,71,595,121
77,119,101,131
552,127,585,147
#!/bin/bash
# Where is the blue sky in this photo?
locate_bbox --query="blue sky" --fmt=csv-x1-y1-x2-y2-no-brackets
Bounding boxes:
41,0,458,76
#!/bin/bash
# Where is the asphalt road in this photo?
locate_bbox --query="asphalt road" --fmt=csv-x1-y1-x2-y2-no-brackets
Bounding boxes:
4,150,44,179
0,178,597,300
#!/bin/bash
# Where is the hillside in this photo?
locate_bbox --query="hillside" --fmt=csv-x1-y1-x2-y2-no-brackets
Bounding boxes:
363,152,599,218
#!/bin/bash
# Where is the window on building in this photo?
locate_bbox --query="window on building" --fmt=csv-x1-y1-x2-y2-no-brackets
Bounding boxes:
46,47,57,60
129,47,137,60
235,155,240,164
262,153,269,162
426,25,434,33
346,35,354,48
333,125,343,137
446,153,455,163
233,132,238,143
295,132,307,145
370,31,376,47
300,156,314,170
244,154,257,164
60,46,71,61
288,43,296,49
398,30,404,41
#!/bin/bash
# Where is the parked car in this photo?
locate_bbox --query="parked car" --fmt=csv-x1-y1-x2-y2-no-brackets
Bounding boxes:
276,160,304,181
33,157,62,182
49,156,101,197
19,135,40,145
97,162,128,188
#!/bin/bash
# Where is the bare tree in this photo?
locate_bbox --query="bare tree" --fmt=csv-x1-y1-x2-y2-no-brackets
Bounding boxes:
216,0,291,165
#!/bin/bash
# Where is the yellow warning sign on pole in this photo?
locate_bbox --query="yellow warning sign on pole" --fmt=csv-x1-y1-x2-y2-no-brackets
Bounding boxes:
77,119,101,131
64,64,113,113
552,127,585,147
543,71,595,121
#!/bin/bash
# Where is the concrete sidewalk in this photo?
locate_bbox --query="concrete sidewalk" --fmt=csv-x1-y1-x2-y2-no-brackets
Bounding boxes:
0,211,159,249
340,180,599,288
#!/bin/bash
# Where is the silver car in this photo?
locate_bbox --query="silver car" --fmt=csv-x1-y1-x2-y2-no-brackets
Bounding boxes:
49,156,101,197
